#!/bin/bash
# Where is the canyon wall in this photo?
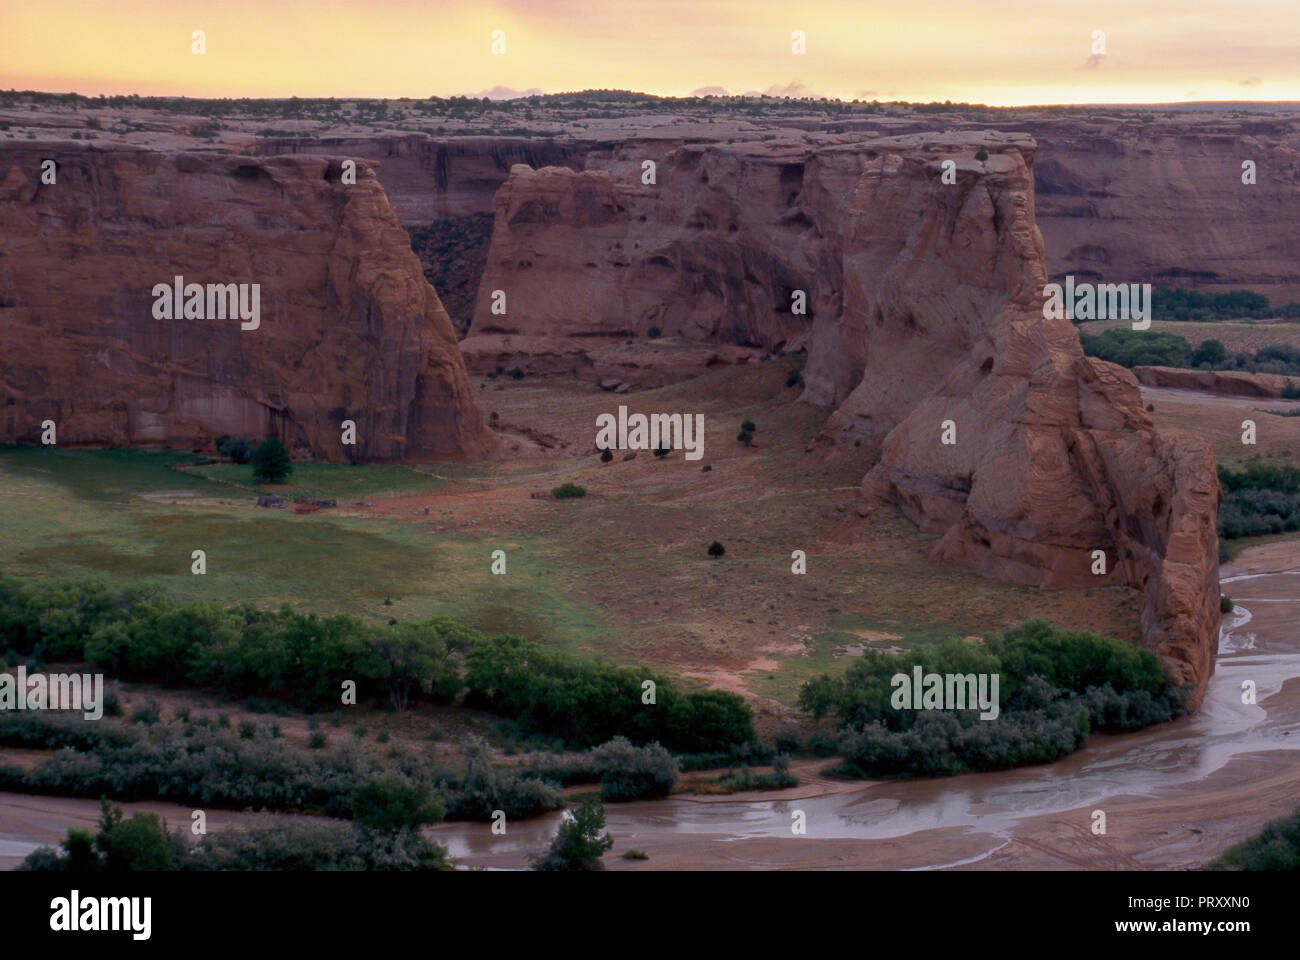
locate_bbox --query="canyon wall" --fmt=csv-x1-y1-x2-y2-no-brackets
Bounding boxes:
323,118,1300,315
1022,116,1300,305
464,132,1221,703
257,134,589,224
0,144,496,461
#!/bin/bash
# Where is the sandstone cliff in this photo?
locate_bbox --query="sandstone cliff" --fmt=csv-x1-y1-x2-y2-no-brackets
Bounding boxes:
465,133,1221,703
1131,365,1295,398
1024,116,1300,305
0,144,496,461
257,135,588,224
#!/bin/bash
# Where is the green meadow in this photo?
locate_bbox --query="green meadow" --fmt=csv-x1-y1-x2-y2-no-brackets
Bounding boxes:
0,447,611,656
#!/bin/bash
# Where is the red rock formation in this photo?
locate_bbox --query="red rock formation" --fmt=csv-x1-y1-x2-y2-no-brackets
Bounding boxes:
467,133,1222,703
1024,116,1300,305
820,137,1221,704
0,144,497,461
257,135,589,224
1131,365,1295,398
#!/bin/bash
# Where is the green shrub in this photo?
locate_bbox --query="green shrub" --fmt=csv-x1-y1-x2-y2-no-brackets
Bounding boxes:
350,778,444,832
251,437,292,483
590,736,679,801
444,738,564,821
800,619,1189,778
1079,328,1192,368
707,541,725,558
0,570,753,753
772,725,802,754
1205,807,1300,870
553,483,587,499
530,796,613,871
713,765,799,792
807,729,838,758
131,700,160,725
1191,339,1227,367
215,435,253,463
1221,595,1234,613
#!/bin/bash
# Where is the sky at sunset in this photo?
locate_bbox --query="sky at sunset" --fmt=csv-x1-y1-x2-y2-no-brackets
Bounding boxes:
3,0,1298,105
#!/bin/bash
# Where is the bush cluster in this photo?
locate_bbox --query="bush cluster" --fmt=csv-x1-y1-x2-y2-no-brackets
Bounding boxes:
1218,461,1300,539
0,570,754,753
799,619,1189,778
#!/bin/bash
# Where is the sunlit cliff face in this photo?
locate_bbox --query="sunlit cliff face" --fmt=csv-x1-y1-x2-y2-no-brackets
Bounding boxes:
3,0,1298,104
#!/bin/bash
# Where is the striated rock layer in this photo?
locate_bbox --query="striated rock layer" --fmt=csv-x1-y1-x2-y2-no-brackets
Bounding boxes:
469,133,1221,703
0,144,497,461
257,135,588,224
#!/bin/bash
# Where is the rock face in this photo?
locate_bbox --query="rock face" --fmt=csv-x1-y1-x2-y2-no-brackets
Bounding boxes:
465,139,848,352
459,332,761,387
466,133,1221,703
0,144,497,461
258,135,589,224
1131,365,1295,399
1023,116,1300,305
818,137,1220,702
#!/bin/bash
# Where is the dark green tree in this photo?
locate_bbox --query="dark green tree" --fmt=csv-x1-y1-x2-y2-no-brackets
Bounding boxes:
252,437,292,483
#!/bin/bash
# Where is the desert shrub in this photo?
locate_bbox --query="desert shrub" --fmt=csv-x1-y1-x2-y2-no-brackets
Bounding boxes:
20,799,187,872
131,700,161,725
444,738,564,821
215,435,253,463
707,541,725,558
600,448,613,462
1221,595,1234,613
647,326,661,338
807,728,838,758
25,807,452,872
553,483,587,499
772,725,803,754
974,147,988,161
1205,807,1300,871
713,765,799,792
350,778,444,832
589,736,679,801
801,619,1188,778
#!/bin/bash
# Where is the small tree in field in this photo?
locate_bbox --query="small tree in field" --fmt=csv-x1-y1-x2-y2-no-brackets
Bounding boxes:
707,541,726,559
531,796,613,871
252,437,292,483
